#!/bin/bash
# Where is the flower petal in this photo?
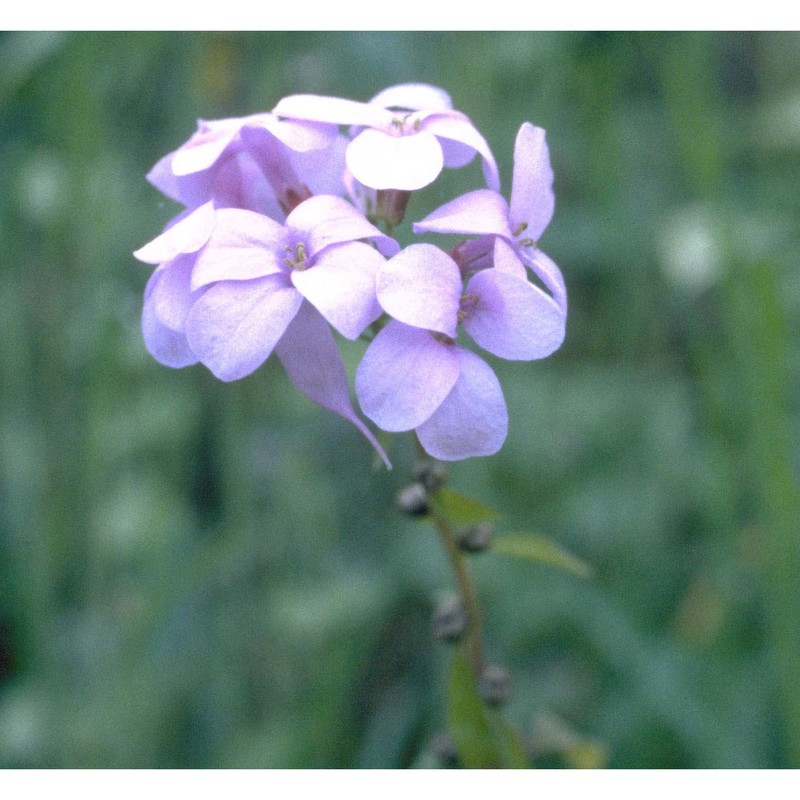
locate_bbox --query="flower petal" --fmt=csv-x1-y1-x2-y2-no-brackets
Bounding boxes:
376,244,461,338
491,236,527,279
250,114,338,152
209,150,283,217
370,83,453,111
133,202,215,264
522,247,568,314
509,123,555,242
413,189,513,239
291,242,383,340
291,134,350,197
273,94,390,128
141,270,199,368
171,118,241,176
276,302,391,468
416,348,507,461
185,273,302,382
146,150,206,206
190,208,286,290
421,113,501,191
355,321,460,432
346,128,444,191
287,195,398,258
463,267,566,360
149,254,197,330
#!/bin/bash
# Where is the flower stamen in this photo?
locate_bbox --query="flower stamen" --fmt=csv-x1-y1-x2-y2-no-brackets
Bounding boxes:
457,292,479,323
282,241,309,270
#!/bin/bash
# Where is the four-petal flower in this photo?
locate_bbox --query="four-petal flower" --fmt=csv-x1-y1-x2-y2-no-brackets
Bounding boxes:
414,122,567,313
355,243,563,460
273,83,500,192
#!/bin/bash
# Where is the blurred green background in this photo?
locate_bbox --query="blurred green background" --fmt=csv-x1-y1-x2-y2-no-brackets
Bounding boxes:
1,31,799,768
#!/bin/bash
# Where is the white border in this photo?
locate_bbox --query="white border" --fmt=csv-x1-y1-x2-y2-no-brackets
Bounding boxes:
2,2,798,31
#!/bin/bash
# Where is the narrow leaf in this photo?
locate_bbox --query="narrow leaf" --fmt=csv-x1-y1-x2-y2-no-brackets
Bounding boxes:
431,487,500,528
492,533,593,578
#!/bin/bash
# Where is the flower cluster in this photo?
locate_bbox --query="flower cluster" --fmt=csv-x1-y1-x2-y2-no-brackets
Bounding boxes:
135,83,567,465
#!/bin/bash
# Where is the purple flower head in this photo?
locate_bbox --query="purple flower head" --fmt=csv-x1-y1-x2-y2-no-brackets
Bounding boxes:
136,90,568,467
355,243,564,461
146,112,347,220
413,122,567,314
134,197,396,466
272,83,500,193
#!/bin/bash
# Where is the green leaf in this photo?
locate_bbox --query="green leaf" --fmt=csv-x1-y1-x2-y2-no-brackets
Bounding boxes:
492,533,593,579
446,647,529,769
564,741,608,770
431,488,500,528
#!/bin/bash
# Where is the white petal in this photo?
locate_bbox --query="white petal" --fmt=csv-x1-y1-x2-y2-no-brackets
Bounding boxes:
273,94,391,128
346,129,444,191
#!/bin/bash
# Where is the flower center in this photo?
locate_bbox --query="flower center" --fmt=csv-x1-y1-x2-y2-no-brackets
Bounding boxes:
513,220,536,250
282,240,309,271
389,113,422,137
457,292,479,323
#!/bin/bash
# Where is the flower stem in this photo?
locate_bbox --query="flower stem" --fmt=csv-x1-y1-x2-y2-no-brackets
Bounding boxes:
430,508,485,677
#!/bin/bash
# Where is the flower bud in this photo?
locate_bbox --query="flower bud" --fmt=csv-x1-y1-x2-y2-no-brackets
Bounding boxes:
411,459,447,494
431,596,468,643
395,482,429,516
374,189,412,227
479,664,512,707
456,522,493,553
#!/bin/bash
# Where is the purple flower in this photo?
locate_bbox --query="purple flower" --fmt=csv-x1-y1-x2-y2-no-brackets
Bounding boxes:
134,196,397,466
413,122,567,314
146,112,347,220
136,194,397,378
272,83,500,192
355,243,564,461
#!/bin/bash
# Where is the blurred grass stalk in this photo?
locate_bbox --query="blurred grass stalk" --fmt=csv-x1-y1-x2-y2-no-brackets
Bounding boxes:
722,260,800,767
665,33,800,766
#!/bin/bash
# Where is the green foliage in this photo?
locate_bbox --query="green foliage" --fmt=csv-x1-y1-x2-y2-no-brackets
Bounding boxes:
429,488,500,527
491,533,593,579
447,647,529,769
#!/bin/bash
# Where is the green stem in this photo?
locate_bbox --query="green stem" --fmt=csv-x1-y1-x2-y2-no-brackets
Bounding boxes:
430,510,485,677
